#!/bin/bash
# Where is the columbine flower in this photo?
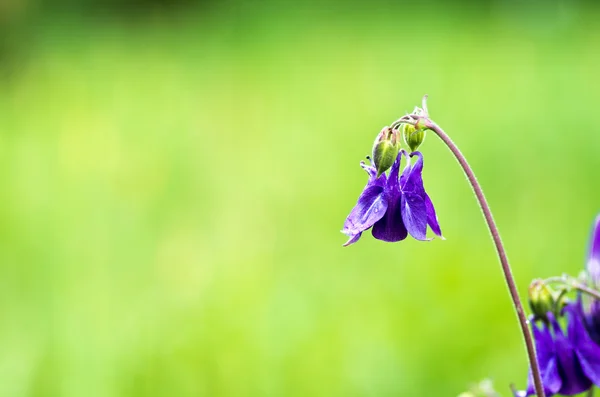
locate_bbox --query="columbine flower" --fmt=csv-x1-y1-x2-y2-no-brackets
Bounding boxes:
516,302,600,396
342,149,442,246
583,214,600,345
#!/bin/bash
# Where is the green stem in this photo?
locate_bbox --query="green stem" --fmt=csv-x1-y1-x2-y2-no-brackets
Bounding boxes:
545,276,600,300
391,97,545,397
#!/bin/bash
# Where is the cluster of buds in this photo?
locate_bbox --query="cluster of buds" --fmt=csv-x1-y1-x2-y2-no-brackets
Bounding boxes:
371,102,430,177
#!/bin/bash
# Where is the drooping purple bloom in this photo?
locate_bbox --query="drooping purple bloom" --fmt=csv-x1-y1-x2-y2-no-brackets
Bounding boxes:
583,214,600,345
516,302,600,396
342,150,442,246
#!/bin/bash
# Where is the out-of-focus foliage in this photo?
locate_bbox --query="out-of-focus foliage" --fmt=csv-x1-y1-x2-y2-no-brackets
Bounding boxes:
457,379,500,397
0,1,599,396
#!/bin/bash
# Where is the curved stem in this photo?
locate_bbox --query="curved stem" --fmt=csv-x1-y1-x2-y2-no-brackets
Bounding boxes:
571,283,600,301
424,119,546,397
545,276,600,300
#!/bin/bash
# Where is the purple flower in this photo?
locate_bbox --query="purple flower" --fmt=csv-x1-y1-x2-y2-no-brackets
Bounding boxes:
583,214,600,345
342,150,442,246
516,302,600,396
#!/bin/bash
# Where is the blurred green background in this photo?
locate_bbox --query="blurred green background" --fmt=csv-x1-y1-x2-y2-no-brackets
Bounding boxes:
1,0,599,396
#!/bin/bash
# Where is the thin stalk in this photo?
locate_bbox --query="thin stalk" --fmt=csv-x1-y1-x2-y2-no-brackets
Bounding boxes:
422,119,545,397
571,283,600,301
545,276,600,301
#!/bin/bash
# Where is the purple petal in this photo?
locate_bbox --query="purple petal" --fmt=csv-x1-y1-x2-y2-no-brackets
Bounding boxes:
424,193,443,238
343,185,387,238
398,150,410,188
542,359,561,396
583,299,600,346
535,317,558,365
587,214,600,287
401,151,423,193
566,301,600,387
360,161,387,187
372,195,408,242
523,318,561,396
386,150,402,190
400,151,443,239
400,192,428,241
583,215,600,344
524,359,561,397
398,152,427,240
343,232,362,247
550,312,593,395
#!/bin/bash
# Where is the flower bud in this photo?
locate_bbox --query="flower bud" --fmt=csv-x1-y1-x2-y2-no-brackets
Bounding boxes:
401,123,426,152
372,126,400,177
528,279,556,321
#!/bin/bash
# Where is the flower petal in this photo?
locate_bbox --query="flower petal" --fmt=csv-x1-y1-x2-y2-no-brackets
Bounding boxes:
424,193,443,238
400,151,423,193
360,161,387,187
551,312,593,395
371,196,408,242
343,232,362,247
535,317,558,366
587,214,600,287
386,149,402,190
522,318,561,396
583,215,600,344
583,299,600,346
567,301,600,387
343,185,388,238
401,192,428,240
523,358,561,397
400,151,442,239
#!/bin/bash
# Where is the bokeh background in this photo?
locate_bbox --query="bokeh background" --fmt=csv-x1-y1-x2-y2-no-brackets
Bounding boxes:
1,0,599,396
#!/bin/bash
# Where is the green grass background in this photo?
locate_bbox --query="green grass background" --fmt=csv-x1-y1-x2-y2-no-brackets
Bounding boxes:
1,2,600,396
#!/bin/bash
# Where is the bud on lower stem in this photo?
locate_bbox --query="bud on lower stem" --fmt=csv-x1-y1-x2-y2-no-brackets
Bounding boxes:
528,279,559,321
372,126,400,177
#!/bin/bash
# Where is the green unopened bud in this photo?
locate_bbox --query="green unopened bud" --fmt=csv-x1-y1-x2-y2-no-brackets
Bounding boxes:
401,123,426,152
372,126,400,177
528,279,556,320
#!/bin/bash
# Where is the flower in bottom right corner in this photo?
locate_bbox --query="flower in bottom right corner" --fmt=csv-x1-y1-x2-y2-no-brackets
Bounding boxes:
582,214,600,346
515,300,600,396
516,215,600,396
